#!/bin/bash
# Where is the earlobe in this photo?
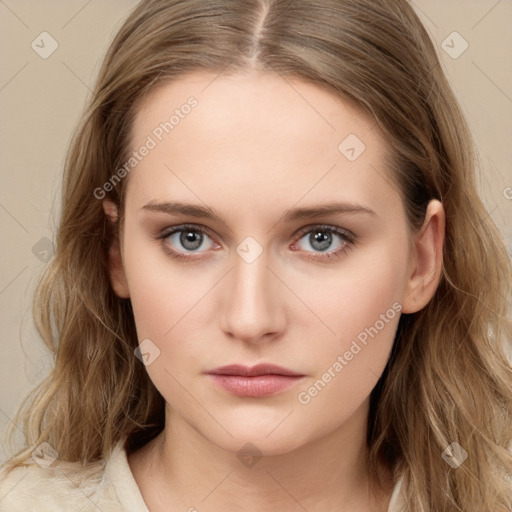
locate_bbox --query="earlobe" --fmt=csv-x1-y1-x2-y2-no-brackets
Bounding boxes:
108,237,130,298
103,199,119,223
401,199,445,314
102,199,130,299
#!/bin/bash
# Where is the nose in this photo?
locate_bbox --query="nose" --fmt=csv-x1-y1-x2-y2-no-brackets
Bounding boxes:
220,248,286,344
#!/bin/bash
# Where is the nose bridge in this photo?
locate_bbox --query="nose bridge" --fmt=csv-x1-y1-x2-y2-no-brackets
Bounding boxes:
221,241,284,342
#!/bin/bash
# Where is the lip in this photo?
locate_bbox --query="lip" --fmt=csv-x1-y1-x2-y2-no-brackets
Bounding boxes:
206,364,306,397
208,364,304,377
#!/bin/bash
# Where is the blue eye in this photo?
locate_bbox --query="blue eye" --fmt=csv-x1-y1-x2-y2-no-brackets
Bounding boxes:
157,224,355,262
160,224,217,259
291,225,355,261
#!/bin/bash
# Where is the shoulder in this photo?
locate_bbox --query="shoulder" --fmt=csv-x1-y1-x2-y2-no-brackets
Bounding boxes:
0,460,106,512
0,441,135,512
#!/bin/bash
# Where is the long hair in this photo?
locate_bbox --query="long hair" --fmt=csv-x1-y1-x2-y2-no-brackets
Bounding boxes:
3,1,511,510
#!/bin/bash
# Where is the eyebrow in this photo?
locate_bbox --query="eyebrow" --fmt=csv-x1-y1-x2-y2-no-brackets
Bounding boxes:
141,200,376,229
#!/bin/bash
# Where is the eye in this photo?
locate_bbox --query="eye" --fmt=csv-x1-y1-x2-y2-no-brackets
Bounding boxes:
290,225,355,261
158,224,219,260
157,223,356,262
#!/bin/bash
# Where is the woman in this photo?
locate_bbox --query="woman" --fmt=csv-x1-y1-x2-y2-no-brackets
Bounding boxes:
1,0,511,510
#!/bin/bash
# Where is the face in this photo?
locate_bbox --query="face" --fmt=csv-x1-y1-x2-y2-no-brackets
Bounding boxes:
111,70,424,456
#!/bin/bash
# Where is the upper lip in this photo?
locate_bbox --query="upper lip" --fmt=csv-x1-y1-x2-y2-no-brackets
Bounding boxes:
207,364,304,377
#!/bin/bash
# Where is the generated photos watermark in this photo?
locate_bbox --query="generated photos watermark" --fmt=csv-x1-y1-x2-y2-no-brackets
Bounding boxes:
297,301,402,405
93,96,198,200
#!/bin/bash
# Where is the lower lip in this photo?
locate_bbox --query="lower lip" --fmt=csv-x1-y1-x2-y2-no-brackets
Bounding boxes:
209,374,304,397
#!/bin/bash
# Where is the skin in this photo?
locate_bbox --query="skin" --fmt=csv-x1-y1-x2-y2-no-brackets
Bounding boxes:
104,70,445,511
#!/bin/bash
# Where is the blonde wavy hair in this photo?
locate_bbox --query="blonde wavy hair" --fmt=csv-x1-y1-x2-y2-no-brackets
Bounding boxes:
3,0,511,510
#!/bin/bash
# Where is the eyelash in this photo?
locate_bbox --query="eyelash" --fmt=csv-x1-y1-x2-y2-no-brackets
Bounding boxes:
156,223,356,262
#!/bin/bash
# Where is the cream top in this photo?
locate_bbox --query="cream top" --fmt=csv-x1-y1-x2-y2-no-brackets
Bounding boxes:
0,439,406,511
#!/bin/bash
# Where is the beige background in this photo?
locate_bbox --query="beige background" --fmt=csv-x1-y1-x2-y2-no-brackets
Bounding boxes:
0,1,511,464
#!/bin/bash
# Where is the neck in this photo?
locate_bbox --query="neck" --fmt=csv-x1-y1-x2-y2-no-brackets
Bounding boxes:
131,399,394,512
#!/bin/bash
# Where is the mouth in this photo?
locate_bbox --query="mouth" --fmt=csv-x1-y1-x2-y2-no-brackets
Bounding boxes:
206,364,306,397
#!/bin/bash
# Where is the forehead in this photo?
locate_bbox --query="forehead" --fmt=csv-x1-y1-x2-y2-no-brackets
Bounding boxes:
125,71,400,221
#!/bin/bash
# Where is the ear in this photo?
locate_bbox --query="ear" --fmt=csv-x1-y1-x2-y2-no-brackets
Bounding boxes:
401,199,445,314
103,199,130,299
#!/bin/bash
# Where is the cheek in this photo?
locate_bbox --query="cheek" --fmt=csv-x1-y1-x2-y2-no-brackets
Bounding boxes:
121,227,201,339
307,237,407,343
294,242,407,405
121,238,206,401
339,258,404,342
